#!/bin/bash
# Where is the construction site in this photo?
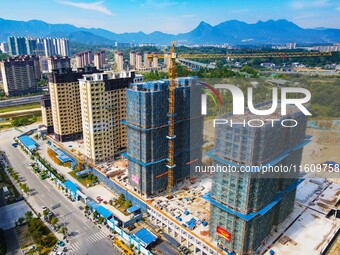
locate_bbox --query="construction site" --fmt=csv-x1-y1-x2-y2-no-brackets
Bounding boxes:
44,96,340,255
38,45,340,255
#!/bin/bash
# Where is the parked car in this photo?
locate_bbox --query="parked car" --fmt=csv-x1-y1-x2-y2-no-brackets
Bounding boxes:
57,240,65,247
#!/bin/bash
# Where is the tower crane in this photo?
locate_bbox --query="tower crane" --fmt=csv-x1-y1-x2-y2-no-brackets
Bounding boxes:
148,42,331,199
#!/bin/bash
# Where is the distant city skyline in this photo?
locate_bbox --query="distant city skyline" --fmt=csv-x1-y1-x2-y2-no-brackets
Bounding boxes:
0,0,340,34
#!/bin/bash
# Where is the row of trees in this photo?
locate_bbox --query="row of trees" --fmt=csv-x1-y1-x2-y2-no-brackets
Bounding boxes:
7,166,30,195
11,115,37,127
143,63,260,82
33,151,66,182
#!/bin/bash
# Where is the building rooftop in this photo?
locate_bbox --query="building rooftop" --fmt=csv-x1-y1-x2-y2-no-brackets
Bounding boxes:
80,71,134,82
18,134,38,151
132,228,158,248
63,180,78,194
96,205,113,219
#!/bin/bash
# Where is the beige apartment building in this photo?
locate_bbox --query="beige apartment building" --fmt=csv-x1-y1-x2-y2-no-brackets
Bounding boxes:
79,71,134,163
0,55,40,96
40,95,54,134
48,67,99,142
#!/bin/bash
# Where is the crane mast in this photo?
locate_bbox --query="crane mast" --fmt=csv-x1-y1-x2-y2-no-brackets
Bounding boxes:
166,42,177,199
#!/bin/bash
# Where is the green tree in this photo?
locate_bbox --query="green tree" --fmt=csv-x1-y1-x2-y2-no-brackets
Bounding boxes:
17,217,25,225
0,53,8,60
91,175,98,182
50,217,58,226
98,217,104,224
21,183,29,194
43,210,49,216
25,211,33,222
124,200,132,209
59,226,66,235
93,211,98,219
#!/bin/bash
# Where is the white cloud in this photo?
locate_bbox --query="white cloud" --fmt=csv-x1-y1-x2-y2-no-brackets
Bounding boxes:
337,6,340,11
291,0,330,10
59,1,114,16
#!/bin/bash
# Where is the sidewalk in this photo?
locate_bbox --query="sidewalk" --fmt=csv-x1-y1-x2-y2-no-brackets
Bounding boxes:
1,152,64,242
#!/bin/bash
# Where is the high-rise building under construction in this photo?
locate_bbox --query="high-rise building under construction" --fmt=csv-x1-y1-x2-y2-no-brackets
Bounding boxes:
123,77,203,198
206,104,309,254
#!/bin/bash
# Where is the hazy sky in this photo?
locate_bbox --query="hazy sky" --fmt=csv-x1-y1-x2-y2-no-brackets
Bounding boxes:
1,0,339,33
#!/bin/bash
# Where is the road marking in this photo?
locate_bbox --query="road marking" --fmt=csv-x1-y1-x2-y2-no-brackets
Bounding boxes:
70,241,81,252
69,231,107,254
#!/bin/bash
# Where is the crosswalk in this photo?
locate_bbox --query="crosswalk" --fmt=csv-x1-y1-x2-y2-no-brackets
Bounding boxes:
69,231,108,253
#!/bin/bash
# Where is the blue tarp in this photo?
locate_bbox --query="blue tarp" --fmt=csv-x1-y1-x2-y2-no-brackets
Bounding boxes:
18,135,37,151
127,205,140,214
96,205,112,219
63,180,78,194
133,228,157,247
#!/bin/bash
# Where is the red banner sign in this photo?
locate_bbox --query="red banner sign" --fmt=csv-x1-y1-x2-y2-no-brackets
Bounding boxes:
216,226,231,242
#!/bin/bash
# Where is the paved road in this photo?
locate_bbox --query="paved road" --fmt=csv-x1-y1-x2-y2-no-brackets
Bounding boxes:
0,95,42,108
0,128,119,255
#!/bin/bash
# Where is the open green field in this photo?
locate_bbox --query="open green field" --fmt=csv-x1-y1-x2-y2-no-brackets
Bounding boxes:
0,103,40,113
0,102,42,131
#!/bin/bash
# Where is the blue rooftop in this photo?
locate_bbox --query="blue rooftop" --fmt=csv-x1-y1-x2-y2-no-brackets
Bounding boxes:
133,228,157,247
87,200,99,210
18,135,37,151
127,205,140,214
49,143,77,167
63,180,78,193
96,205,112,219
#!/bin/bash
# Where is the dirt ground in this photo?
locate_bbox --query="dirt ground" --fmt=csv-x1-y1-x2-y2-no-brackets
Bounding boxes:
302,128,340,184
327,236,340,255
